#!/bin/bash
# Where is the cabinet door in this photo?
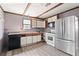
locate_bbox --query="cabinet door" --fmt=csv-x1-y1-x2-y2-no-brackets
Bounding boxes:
40,21,45,28
32,19,37,28
37,20,45,28
37,20,41,27
26,36,32,45
48,16,57,22
33,36,38,43
37,35,41,42
21,37,27,47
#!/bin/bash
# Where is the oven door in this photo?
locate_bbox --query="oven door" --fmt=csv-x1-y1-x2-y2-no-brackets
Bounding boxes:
45,33,55,46
48,36,53,41
47,35,55,44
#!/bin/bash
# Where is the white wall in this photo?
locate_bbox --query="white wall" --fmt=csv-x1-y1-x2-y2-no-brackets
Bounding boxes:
4,13,23,32
4,13,45,32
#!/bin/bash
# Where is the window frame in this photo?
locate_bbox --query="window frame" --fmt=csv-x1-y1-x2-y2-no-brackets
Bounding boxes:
22,19,31,30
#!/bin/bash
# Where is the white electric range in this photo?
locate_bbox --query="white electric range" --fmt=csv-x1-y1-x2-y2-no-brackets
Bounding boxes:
44,32,55,47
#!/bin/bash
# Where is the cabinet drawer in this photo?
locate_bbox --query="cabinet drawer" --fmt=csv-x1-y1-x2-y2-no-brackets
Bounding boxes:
55,39,75,55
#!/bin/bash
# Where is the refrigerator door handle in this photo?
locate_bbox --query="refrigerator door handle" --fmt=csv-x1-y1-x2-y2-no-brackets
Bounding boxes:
62,21,63,38
64,20,65,36
62,20,64,37
57,38,73,42
63,19,65,38
62,39,73,42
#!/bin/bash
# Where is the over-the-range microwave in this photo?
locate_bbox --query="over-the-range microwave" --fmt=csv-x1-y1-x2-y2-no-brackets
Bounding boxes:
48,21,55,29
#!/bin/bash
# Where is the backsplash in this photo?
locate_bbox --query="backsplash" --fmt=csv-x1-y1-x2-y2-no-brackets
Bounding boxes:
22,28,45,32
6,27,45,33
44,28,55,33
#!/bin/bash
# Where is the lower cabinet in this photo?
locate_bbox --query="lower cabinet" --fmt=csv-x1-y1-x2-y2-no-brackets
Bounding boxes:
21,36,33,47
33,35,42,43
8,34,42,50
26,36,32,45
21,35,42,47
32,36,38,43
37,35,41,42
21,37,27,47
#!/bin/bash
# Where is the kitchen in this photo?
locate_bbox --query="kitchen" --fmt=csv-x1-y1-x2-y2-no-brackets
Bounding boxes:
0,3,79,56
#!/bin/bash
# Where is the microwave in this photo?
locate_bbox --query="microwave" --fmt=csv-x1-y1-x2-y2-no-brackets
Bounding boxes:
48,21,55,29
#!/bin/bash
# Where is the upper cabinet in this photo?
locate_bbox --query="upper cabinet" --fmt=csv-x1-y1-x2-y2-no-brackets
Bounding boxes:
47,16,57,23
32,18,45,28
37,20,45,28
31,19,37,28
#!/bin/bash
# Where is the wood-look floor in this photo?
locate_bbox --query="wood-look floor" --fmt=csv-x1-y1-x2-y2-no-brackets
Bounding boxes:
0,42,70,56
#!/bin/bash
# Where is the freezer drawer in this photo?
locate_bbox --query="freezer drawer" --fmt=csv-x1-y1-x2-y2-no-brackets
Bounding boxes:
55,38,75,55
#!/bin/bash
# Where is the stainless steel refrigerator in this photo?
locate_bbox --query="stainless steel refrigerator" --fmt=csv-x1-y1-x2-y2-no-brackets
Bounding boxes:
55,16,79,56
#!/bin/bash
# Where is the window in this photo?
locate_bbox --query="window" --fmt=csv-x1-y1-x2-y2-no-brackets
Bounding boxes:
23,19,31,29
